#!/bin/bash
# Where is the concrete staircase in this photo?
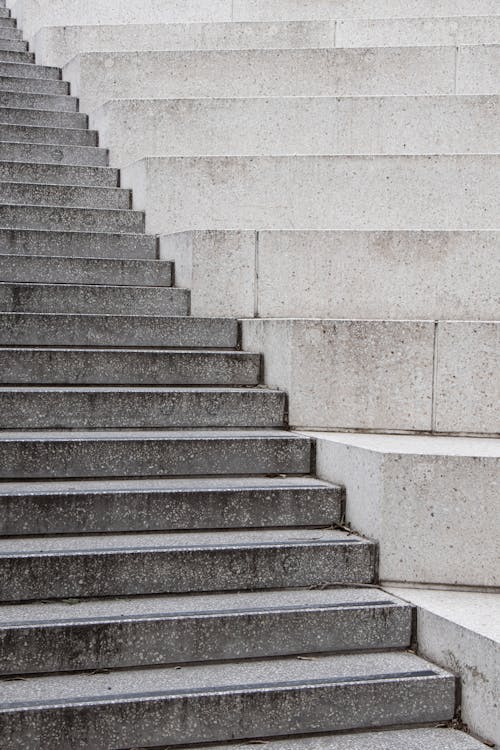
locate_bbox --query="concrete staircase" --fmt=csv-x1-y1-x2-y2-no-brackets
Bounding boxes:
0,2,490,749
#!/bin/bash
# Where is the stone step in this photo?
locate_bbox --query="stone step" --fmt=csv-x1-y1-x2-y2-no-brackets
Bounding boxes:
0,160,117,186
0,228,156,257
0,588,409,674
1,347,260,386
0,386,284,429
0,526,372,599
123,154,499,235
0,428,311,481
185,729,488,750
0,105,86,127
170,229,500,321
0,60,59,79
0,50,33,63
0,282,187,315
0,651,455,749
0,89,78,111
0,141,107,166
96,95,500,167
0,74,68,95
0,122,97,145
0,204,144,233
0,312,238,347
0,7,11,18
0,253,172,286
65,46,496,114
0,475,340,535
0,26,22,40
0,39,28,53
0,16,15,27
0,181,129,208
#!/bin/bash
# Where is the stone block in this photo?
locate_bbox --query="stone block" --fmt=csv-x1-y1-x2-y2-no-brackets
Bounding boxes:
386,588,500,747
241,319,435,431
457,44,500,95
91,95,500,167
306,432,500,587
122,155,499,235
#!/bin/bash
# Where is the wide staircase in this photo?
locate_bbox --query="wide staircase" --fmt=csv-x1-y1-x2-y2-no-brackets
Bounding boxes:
0,2,489,749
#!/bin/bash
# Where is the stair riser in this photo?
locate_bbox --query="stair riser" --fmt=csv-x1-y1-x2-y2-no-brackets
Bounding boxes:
0,107,86,127
0,162,118,187
0,350,259,386
0,124,97,146
0,605,411,675
0,542,373,600
0,434,311,480
0,17,15,28
0,142,107,166
0,76,68,94
0,62,59,79
0,390,283,429
0,229,156,258
0,485,340,535
0,27,21,39
0,90,76,110
0,51,33,63
0,206,144,233
0,314,238,347
0,183,129,209
0,41,27,53
0,255,172,286
0,676,455,750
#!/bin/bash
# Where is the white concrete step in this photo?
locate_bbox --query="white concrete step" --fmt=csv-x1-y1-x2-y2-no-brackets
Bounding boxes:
162,229,500,321
33,16,500,67
64,46,500,114
122,154,499,235
93,95,500,167
241,319,499,435
0,588,407,674
0,651,454,749
14,0,500,43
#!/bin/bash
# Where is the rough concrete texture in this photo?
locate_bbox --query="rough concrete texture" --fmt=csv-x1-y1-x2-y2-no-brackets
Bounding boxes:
123,154,499,235
162,230,500,320
0,476,342,534
387,588,500,747
0,203,144,233
0,122,97,145
0,228,156,258
92,95,500,167
0,181,130,209
307,432,500,587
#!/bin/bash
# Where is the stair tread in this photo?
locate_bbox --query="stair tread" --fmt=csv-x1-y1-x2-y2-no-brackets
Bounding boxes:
0,427,302,439
0,586,403,625
0,650,451,706
0,526,358,555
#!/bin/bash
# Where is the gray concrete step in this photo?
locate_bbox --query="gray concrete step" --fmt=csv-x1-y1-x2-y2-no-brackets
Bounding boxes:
0,475,340,535
0,74,68,95
0,160,118,186
0,39,28,53
0,386,284,429
0,89,78,111
185,729,488,750
0,428,311,481
0,526,372,599
0,26,21,40
0,141,107,166
0,122,97,145
0,61,59,79
0,312,239,347
0,181,129,208
0,50,33,63
0,588,409,674
0,651,455,748
0,282,187,314
0,204,144,233
0,228,156,257
0,105,87,127
0,16,15,27
0,253,172,286
1,347,261,386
